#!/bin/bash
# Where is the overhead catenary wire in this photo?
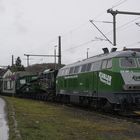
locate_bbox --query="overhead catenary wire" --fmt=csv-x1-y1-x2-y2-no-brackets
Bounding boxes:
111,0,128,9
47,0,129,46
44,0,129,54
61,0,129,53
61,22,89,38
92,0,128,20
89,20,113,45
90,15,139,40
97,17,140,38
117,17,140,33
61,0,129,39
62,40,94,52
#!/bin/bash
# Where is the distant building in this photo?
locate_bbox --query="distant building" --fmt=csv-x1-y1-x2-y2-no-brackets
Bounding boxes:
1,69,36,95
0,69,7,93
2,69,15,94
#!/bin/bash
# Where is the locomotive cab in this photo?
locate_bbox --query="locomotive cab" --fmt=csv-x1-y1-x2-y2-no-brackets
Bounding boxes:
110,51,140,110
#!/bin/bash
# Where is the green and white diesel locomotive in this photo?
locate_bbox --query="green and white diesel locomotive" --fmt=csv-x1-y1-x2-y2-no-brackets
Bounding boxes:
56,49,140,110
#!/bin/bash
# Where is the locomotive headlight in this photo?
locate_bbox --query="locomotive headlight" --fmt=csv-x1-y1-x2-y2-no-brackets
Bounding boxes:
133,76,140,81
123,85,132,90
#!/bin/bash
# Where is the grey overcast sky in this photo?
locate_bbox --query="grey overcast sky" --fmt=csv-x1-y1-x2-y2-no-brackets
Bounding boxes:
0,0,140,66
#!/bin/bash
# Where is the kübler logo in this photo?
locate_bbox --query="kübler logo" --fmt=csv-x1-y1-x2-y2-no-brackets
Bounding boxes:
99,72,112,86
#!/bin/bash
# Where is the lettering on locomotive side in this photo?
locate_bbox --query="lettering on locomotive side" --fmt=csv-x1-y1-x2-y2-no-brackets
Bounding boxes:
99,72,112,86
64,75,78,79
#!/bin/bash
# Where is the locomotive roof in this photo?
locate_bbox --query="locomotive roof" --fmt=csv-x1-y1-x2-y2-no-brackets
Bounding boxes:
62,50,140,69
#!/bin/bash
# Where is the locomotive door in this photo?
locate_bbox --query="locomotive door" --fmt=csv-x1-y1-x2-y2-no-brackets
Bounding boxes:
93,71,99,98
92,61,101,98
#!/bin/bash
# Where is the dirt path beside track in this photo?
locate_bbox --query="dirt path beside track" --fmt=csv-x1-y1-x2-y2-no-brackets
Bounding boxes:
0,97,9,140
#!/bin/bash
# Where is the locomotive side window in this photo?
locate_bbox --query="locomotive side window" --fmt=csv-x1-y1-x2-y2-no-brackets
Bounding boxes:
74,66,80,73
60,69,64,76
91,61,102,71
120,58,136,68
58,69,66,76
62,68,68,75
69,67,74,74
101,60,107,69
106,59,112,69
81,64,87,72
86,63,92,71
62,69,65,75
58,70,62,76
65,68,69,75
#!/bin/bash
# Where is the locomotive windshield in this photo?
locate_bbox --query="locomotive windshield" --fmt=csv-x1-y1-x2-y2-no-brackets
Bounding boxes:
120,58,137,68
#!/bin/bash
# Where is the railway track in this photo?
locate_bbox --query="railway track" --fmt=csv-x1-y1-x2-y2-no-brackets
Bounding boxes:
97,110,140,125
64,102,140,125
120,112,140,124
